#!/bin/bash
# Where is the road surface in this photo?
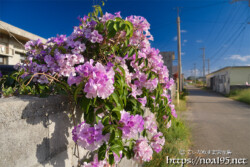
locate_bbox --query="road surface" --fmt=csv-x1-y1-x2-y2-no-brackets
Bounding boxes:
184,85,250,166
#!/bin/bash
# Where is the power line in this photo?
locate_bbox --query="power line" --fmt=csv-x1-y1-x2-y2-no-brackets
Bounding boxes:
207,3,248,61
0,22,25,48
210,22,248,67
207,8,248,62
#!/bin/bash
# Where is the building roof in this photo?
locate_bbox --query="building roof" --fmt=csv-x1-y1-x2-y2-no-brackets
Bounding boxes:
0,21,47,43
206,66,250,77
160,51,175,60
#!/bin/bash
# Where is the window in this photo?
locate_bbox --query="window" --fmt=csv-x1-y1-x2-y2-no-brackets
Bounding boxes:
0,43,6,54
0,56,8,65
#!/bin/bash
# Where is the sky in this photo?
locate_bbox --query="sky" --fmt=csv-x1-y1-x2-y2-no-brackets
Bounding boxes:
0,0,250,77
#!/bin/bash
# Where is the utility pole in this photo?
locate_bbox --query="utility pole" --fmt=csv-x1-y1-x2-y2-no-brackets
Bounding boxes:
200,47,206,77
177,7,182,93
207,59,210,74
194,63,196,84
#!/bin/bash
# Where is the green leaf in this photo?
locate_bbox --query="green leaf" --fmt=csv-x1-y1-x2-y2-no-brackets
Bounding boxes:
112,92,120,107
84,106,95,124
142,129,147,137
80,97,91,112
125,21,134,37
147,72,152,80
102,116,110,125
114,22,118,31
109,153,115,165
107,22,116,38
112,106,122,112
118,66,126,78
138,58,143,66
117,129,123,138
105,103,113,111
109,130,115,143
145,59,148,67
74,82,84,102
102,125,112,135
119,22,126,30
112,110,121,120
128,48,135,57
98,143,107,161
110,142,123,158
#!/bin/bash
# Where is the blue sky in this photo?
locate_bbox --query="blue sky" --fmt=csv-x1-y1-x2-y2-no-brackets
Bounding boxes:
0,0,249,77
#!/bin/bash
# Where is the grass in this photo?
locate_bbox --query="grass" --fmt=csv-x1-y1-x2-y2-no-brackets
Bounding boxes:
174,99,187,112
228,88,250,105
144,91,190,167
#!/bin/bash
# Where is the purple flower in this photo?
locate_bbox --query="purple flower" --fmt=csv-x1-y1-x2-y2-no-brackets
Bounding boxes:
54,34,67,45
137,96,147,106
82,154,107,167
133,137,153,162
144,113,157,135
72,121,109,151
119,110,144,139
90,30,103,43
67,75,82,86
83,62,115,99
166,120,171,129
150,132,165,153
170,104,177,118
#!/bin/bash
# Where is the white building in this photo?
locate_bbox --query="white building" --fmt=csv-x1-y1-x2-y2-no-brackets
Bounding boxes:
206,66,250,94
0,21,46,65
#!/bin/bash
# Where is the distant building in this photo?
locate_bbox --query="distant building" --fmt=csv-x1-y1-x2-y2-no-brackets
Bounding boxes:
161,51,176,98
0,21,46,65
161,51,175,78
206,66,250,94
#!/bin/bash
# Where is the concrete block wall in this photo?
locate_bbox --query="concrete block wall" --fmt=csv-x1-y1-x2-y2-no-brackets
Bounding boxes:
0,96,139,167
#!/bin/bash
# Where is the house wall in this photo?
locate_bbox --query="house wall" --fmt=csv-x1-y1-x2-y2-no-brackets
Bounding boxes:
230,67,250,85
206,69,230,94
0,21,47,65
0,33,25,65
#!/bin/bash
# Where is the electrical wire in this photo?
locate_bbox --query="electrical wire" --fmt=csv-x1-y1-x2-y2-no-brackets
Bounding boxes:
0,22,25,48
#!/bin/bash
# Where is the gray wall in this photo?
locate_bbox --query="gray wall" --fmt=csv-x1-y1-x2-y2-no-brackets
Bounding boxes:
0,96,140,167
160,51,174,78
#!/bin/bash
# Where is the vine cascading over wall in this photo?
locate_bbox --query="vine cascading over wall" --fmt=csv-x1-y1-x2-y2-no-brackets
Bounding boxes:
14,5,176,167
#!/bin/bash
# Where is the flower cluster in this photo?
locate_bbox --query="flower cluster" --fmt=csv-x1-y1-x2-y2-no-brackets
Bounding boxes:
71,61,115,99
119,110,144,139
72,121,109,151
82,154,107,167
17,6,176,166
133,137,153,162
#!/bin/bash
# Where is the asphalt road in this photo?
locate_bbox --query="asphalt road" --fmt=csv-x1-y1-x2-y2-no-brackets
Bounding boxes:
184,85,250,167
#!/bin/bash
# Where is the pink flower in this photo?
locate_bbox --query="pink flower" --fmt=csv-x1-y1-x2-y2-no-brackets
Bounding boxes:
81,154,107,167
72,121,109,151
144,113,158,135
150,132,165,153
82,61,115,99
133,137,153,162
170,104,177,118
166,120,171,129
137,96,147,106
119,110,144,139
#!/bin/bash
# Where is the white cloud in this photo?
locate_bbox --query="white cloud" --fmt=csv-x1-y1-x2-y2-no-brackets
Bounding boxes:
229,55,250,62
181,30,187,33
181,52,185,55
196,40,203,43
173,36,177,41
